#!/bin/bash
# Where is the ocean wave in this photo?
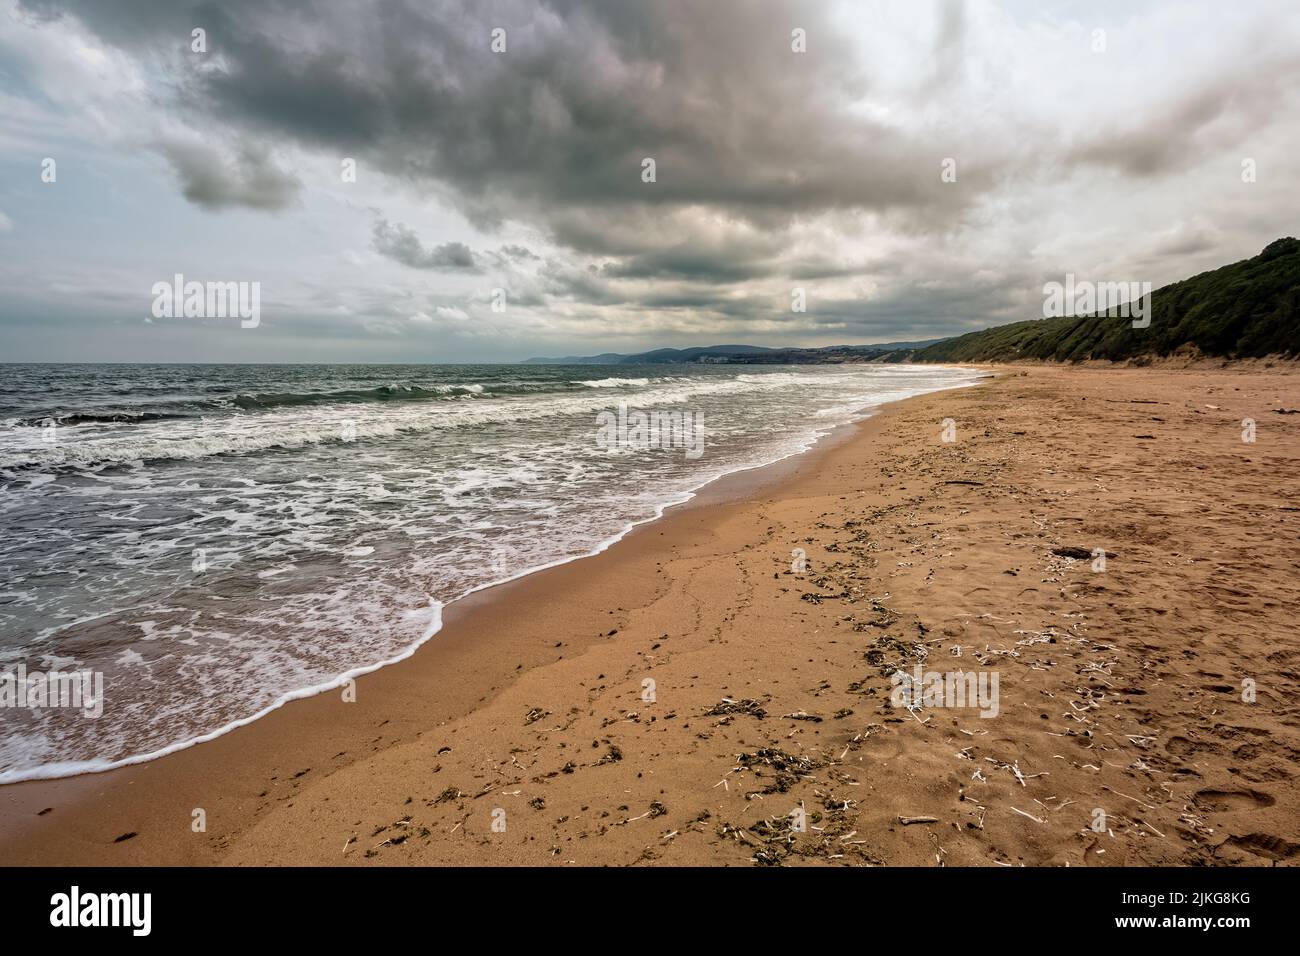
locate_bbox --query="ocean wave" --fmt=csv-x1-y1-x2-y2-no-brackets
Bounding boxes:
8,383,500,429
13,410,191,427
0,378,758,473
227,382,486,410
7,377,701,431
576,377,652,388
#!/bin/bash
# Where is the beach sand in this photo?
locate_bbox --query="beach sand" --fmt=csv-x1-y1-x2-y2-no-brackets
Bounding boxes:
2,364,1298,867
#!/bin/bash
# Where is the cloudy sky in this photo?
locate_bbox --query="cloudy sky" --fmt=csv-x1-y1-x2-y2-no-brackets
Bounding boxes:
1,0,1297,363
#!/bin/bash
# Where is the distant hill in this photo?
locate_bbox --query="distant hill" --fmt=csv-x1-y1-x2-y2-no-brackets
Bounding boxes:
915,238,1300,364
521,339,946,365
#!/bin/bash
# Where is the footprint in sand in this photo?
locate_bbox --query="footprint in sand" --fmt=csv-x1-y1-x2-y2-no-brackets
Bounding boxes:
1166,736,1221,758
1221,833,1300,862
1192,788,1276,812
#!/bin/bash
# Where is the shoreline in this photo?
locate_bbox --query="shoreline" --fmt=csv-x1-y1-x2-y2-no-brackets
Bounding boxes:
0,372,983,860
0,369,982,788
3,364,1297,867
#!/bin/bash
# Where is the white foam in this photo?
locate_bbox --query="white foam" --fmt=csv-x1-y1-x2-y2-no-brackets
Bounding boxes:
0,601,445,785
577,377,651,388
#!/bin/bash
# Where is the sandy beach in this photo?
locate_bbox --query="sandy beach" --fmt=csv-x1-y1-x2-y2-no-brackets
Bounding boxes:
2,364,1298,867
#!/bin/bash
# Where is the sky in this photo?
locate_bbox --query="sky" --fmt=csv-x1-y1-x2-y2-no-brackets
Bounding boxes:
0,0,1297,363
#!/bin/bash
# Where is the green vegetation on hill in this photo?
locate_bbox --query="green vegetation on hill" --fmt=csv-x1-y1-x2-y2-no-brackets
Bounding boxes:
915,238,1300,363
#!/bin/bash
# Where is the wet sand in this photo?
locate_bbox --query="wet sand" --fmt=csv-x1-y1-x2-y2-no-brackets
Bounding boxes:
2,364,1298,866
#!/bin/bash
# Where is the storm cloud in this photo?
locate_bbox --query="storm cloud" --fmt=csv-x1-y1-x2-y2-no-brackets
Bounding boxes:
159,140,301,211
3,0,1300,360
371,220,480,272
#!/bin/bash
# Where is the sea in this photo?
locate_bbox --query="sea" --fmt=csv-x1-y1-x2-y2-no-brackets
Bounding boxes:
0,362,980,782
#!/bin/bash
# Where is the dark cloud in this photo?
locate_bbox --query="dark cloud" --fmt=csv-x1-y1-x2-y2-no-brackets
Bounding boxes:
497,244,539,261
601,244,774,283
158,140,300,211
371,220,480,272
25,0,972,232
